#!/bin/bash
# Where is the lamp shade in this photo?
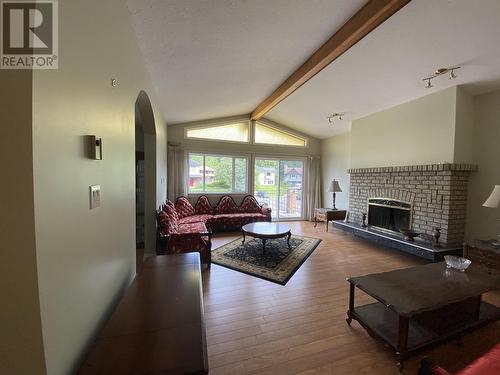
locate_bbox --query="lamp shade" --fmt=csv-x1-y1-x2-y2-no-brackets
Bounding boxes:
483,185,500,208
329,179,342,193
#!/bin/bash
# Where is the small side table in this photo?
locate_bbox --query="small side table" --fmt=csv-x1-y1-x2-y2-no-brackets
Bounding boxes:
314,208,347,232
464,240,500,275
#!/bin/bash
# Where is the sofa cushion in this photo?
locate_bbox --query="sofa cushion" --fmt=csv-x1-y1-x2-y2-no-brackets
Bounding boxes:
166,200,176,212
214,196,239,214
195,195,213,215
179,214,213,225
239,195,262,213
163,200,179,221
176,196,195,219
211,213,267,229
178,221,208,234
209,213,267,232
159,210,177,236
215,213,267,220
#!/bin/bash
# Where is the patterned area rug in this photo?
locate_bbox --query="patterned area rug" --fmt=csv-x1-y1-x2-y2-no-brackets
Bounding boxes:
212,235,321,285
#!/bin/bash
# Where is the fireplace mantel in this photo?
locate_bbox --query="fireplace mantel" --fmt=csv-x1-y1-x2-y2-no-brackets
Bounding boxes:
348,163,477,174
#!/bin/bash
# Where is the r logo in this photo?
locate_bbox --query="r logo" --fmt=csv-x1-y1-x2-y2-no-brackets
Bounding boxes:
1,0,58,68
2,1,53,54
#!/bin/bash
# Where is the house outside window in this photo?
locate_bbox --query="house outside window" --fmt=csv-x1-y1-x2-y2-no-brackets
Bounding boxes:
257,168,276,186
188,153,248,194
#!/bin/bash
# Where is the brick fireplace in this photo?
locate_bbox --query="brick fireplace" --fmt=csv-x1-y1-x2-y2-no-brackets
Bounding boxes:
347,163,476,247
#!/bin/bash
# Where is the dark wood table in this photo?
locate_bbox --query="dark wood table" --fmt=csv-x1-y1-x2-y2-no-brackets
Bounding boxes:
314,208,347,231
79,253,208,374
464,239,500,275
346,262,500,369
242,222,291,253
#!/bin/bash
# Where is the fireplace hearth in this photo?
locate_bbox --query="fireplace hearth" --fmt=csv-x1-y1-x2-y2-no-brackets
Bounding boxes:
368,198,411,234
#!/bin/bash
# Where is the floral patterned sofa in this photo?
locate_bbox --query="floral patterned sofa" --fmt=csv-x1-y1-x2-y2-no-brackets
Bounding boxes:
418,343,500,374
156,195,272,266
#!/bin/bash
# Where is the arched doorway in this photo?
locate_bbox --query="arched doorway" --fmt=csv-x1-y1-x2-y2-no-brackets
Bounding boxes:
135,91,157,255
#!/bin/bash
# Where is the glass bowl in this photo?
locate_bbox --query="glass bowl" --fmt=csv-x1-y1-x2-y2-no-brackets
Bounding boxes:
444,255,471,271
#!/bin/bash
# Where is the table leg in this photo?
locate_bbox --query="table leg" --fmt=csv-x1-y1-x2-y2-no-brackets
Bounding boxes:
396,315,409,370
346,282,355,325
326,220,329,232
287,232,292,250
314,215,318,228
242,231,246,244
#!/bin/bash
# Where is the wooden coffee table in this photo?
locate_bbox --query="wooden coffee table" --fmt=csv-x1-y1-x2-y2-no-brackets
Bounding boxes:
346,262,500,369
242,222,291,254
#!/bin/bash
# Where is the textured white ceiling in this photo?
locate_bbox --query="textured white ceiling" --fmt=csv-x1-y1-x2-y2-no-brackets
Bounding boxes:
128,0,500,139
267,0,500,138
126,0,365,124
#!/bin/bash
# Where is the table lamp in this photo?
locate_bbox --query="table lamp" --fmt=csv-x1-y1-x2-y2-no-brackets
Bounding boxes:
328,179,342,210
483,185,500,246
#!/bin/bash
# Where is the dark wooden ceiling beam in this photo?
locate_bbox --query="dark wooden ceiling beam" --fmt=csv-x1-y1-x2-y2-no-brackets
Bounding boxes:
250,0,411,120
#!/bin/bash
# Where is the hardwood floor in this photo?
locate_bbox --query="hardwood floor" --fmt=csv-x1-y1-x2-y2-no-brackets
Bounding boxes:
202,221,500,375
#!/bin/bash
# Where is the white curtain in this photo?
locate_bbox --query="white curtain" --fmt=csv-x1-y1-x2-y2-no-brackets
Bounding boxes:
167,146,186,201
304,156,323,221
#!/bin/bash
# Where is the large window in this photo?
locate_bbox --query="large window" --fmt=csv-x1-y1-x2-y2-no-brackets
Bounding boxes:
188,153,248,194
185,121,249,143
254,122,307,147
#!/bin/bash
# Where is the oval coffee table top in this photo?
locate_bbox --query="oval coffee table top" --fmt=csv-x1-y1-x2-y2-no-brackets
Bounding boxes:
242,222,291,236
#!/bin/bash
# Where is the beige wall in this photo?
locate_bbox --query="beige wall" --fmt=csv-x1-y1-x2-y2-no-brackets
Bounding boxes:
321,133,351,210
453,87,475,163
31,1,167,374
466,89,500,239
350,87,458,168
0,71,46,374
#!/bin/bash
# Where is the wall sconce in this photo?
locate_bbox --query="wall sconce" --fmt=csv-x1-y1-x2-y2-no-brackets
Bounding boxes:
422,66,460,88
327,113,346,124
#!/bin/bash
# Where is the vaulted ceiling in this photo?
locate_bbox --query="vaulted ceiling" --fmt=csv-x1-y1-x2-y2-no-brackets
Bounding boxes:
127,0,500,139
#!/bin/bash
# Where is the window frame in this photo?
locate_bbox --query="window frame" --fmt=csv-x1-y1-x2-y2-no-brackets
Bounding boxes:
187,151,250,195
253,120,309,148
184,119,251,144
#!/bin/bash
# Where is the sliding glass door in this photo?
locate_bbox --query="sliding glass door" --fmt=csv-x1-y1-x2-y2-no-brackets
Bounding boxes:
254,158,304,220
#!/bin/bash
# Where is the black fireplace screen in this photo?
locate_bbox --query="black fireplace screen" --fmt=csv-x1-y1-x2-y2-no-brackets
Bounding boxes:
368,198,411,233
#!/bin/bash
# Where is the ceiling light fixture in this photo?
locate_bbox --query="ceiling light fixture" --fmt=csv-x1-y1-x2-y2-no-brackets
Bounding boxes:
422,66,460,88
328,113,345,124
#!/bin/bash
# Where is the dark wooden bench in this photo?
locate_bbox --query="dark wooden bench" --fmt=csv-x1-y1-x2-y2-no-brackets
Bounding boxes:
79,253,208,374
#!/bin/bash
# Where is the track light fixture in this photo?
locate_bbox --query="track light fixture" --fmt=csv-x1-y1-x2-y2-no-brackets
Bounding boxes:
423,66,460,88
328,113,345,124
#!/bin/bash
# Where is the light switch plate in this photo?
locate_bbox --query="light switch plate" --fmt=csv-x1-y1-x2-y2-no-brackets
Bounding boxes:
90,185,101,209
